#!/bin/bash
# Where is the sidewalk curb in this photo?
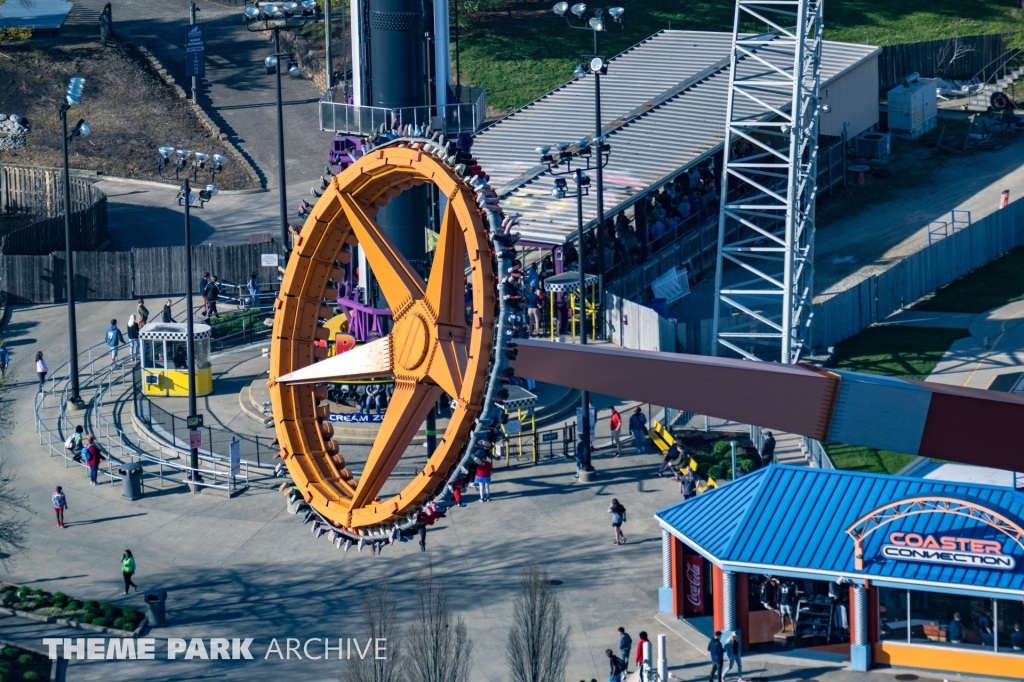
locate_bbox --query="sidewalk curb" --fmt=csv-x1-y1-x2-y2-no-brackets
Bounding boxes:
133,45,263,190
95,175,267,195
0,607,145,638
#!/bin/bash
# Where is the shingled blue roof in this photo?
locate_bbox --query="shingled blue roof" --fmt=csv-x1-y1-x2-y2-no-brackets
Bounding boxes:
656,466,1024,597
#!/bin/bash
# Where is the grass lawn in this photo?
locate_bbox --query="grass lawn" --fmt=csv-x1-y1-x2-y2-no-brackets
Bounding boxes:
913,243,1024,313
823,325,970,473
458,0,1024,113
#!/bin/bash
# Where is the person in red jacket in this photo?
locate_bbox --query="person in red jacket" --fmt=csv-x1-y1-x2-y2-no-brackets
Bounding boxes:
475,455,493,502
635,631,651,681
609,407,623,457
84,435,105,486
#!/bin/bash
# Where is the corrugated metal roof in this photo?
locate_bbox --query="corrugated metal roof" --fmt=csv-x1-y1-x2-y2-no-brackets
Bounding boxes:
657,466,1024,595
473,30,879,246
0,0,73,29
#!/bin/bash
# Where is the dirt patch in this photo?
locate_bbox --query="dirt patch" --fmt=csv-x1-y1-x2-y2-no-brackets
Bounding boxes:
0,38,256,190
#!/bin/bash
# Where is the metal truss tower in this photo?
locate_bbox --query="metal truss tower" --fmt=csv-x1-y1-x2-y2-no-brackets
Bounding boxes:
711,0,824,363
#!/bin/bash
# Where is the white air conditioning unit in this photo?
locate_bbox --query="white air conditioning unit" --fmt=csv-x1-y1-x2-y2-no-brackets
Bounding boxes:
856,132,890,159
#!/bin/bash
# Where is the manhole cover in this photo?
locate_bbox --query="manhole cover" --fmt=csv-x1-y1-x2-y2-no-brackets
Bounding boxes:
894,676,919,682
549,580,563,586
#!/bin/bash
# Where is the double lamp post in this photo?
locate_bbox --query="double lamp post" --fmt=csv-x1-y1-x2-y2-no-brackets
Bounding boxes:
157,148,227,482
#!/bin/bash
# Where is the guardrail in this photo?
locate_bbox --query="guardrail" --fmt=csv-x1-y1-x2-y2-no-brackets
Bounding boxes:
802,436,835,470
319,86,486,135
34,341,251,494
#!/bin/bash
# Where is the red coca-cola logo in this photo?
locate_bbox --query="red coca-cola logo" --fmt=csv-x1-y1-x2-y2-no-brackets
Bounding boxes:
686,563,702,607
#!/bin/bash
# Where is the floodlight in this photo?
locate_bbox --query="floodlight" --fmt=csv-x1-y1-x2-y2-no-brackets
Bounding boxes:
73,120,91,138
212,153,228,170
535,146,551,156
588,16,604,31
554,142,568,151
263,3,280,14
68,77,85,86
608,6,624,20
66,83,84,97
176,149,189,158
288,61,300,75
65,93,81,105
552,1,568,15
282,1,298,11
573,63,586,78
574,138,589,148
578,172,590,186
159,146,175,159
590,57,604,72
265,55,278,74
301,0,316,7
243,6,260,19
205,184,219,196
194,152,209,167
821,104,832,113
570,3,586,16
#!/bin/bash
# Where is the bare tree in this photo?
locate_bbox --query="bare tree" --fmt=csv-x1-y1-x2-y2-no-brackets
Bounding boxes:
404,568,472,682
0,363,29,561
506,566,571,682
340,579,403,682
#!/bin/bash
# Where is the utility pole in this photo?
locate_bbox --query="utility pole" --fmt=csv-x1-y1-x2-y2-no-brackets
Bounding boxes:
324,0,333,88
189,2,199,104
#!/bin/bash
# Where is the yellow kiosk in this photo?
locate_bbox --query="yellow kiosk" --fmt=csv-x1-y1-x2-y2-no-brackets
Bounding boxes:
140,322,213,396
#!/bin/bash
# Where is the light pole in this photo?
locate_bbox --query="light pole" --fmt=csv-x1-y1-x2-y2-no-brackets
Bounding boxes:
243,1,322,252
59,77,91,408
157,148,225,481
553,2,624,336
540,137,610,471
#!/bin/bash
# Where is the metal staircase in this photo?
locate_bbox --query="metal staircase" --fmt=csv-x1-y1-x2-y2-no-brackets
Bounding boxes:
967,48,1024,111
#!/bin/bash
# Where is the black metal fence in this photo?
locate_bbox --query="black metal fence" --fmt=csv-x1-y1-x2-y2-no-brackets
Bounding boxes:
131,368,277,469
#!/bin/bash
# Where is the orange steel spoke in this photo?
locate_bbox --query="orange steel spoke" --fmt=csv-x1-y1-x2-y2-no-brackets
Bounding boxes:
276,335,394,384
427,340,466,401
425,202,466,328
349,381,443,509
338,193,425,316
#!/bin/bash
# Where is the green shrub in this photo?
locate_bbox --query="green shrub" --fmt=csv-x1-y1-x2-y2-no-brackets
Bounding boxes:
0,27,33,43
0,660,10,672
83,600,99,610
99,603,116,616
65,601,81,610
22,671,38,680
112,618,129,631
3,648,18,658
90,616,108,626
28,589,42,597
14,656,29,666
53,592,66,600
122,607,137,619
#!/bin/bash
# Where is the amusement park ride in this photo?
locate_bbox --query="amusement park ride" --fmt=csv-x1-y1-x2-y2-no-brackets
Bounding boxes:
267,127,1024,552
260,0,1024,552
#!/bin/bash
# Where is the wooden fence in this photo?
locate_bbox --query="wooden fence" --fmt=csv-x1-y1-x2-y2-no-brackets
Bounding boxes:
1,243,287,304
0,165,108,255
878,33,1012,91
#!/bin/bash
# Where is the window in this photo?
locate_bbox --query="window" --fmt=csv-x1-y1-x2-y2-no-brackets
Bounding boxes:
879,588,1022,653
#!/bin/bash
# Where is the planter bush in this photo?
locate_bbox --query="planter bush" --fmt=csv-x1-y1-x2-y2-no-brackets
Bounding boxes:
0,583,143,632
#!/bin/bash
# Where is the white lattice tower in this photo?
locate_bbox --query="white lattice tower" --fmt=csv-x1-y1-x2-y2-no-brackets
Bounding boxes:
711,0,824,363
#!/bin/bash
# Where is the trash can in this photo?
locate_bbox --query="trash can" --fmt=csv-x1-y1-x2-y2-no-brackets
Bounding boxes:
118,462,144,501
144,589,167,627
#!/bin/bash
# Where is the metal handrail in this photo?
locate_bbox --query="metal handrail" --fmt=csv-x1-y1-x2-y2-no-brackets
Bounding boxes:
34,341,249,493
970,47,1023,88
318,86,486,135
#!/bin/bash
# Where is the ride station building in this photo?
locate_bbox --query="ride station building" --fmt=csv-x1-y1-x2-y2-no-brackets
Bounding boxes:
656,465,1024,677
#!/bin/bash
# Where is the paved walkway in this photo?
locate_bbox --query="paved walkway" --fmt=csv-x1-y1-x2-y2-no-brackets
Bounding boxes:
72,0,333,188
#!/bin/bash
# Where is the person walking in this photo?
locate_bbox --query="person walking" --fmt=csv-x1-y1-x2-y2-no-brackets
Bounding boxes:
605,649,626,682
161,299,174,324
204,276,221,319
608,498,627,545
475,455,493,502
724,631,744,681
628,407,648,455
52,486,67,528
635,631,651,682
200,272,211,316
0,340,9,379
574,438,587,480
708,631,725,682
105,319,125,367
121,550,138,595
679,468,697,500
617,627,632,673
126,315,140,361
609,407,623,457
84,435,105,486
760,432,777,466
35,351,48,391
247,273,260,307
136,299,149,327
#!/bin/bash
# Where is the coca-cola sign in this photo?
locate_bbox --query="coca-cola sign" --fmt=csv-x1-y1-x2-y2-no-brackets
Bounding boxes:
683,554,703,615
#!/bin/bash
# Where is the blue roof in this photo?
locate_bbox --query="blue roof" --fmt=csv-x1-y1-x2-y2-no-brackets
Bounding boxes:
656,466,1024,595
